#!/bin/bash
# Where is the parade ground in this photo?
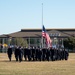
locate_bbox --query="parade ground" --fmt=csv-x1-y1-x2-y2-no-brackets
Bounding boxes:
0,53,75,75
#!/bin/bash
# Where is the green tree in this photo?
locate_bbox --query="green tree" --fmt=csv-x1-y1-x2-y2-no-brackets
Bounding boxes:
30,38,35,44
11,38,28,47
64,37,75,52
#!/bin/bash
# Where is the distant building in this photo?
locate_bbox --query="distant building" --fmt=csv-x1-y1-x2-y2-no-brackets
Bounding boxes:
0,28,75,48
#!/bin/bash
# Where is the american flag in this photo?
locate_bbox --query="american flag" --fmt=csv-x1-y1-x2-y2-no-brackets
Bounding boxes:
42,25,46,37
42,25,52,48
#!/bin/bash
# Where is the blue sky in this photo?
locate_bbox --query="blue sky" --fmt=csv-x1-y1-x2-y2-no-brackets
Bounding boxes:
0,0,75,34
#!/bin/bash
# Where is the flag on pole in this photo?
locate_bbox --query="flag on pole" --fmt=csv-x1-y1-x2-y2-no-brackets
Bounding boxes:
42,25,52,48
42,25,46,37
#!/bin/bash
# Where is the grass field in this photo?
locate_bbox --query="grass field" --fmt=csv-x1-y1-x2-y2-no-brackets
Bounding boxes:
0,53,75,75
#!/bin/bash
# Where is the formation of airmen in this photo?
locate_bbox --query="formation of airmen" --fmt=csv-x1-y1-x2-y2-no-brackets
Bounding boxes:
7,46,69,62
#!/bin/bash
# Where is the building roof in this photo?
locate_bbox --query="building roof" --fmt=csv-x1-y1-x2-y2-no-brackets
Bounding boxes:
0,34,9,38
0,28,75,38
48,30,73,37
21,28,75,31
8,31,41,38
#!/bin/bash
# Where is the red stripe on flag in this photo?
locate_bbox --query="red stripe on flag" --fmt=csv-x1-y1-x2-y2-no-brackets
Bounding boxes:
42,25,52,48
42,32,46,37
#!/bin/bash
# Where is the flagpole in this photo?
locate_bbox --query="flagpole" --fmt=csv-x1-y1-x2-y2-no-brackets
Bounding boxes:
42,3,43,48
42,3,43,26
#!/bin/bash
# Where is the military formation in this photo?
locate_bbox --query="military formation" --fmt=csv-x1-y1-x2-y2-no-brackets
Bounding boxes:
7,46,69,62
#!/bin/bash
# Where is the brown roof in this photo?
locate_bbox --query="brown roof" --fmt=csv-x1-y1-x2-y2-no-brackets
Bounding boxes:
48,30,74,37
8,31,41,38
0,28,75,38
21,28,75,31
0,34,8,38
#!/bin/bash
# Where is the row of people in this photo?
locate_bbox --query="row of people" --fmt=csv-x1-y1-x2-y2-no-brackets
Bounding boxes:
7,46,69,62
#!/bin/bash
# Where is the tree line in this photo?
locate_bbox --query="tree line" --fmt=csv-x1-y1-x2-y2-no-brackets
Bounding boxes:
64,37,75,52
